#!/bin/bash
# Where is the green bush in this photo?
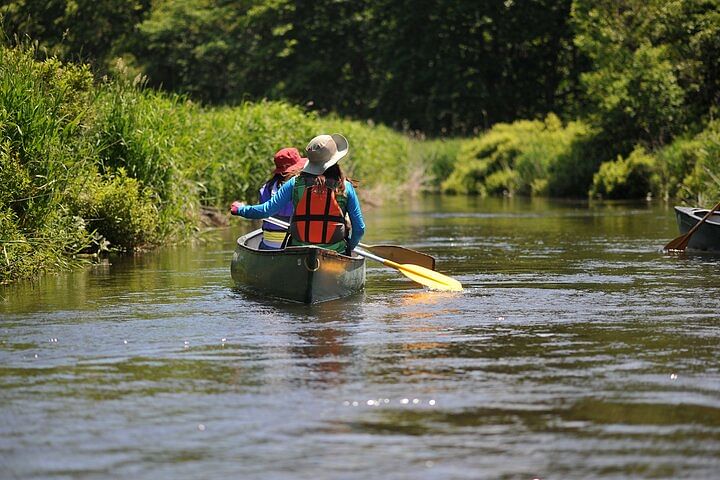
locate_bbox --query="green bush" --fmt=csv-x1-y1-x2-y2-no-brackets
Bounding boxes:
441,119,537,195
546,132,606,197
484,169,520,196
0,142,32,209
92,78,199,240
517,115,593,197
656,120,720,204
69,171,159,251
656,135,704,201
0,207,38,283
0,204,90,283
0,45,95,282
590,147,659,199
441,115,591,196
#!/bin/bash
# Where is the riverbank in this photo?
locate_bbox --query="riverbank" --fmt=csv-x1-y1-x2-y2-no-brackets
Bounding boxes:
0,46,414,283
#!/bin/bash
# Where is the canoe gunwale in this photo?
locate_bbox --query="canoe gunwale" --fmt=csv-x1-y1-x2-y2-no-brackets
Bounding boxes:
674,206,720,227
235,229,360,261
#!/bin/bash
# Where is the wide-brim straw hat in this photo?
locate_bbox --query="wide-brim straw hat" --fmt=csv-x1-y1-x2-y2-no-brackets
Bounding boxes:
273,147,308,174
303,134,349,175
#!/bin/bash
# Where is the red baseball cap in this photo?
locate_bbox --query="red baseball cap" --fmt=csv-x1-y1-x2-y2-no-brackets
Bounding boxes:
273,147,308,174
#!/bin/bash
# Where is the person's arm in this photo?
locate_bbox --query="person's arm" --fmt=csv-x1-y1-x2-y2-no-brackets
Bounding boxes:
344,181,365,251
234,178,295,219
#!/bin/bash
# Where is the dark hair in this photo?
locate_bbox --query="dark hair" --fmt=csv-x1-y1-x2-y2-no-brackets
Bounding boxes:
312,164,359,195
266,170,299,188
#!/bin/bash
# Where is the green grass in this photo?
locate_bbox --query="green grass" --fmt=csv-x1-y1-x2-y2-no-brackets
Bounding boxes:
0,45,411,283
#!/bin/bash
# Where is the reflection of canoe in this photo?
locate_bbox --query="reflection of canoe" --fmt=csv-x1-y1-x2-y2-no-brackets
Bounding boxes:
674,206,720,252
231,229,365,303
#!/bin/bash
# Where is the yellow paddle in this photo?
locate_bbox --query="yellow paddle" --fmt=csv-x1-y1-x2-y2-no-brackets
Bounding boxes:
263,216,462,292
354,247,463,292
664,200,720,251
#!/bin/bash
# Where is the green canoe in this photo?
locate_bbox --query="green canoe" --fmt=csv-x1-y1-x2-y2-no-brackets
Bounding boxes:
231,229,366,303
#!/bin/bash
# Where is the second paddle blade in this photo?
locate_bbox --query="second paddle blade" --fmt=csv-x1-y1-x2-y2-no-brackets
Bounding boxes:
365,245,436,271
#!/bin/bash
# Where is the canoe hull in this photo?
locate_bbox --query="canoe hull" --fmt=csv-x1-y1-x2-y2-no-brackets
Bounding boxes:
231,229,365,303
674,206,720,252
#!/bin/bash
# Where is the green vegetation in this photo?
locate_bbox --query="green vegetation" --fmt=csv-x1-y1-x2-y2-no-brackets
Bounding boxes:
655,121,720,204
441,115,593,197
2,0,581,134
440,116,720,202
2,0,720,282
590,148,659,200
436,0,719,202
408,138,463,192
0,45,408,283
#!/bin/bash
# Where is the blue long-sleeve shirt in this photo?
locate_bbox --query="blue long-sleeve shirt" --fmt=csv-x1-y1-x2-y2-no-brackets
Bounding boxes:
236,177,365,251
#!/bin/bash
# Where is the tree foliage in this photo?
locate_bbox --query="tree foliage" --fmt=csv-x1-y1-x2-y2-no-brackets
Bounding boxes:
573,0,720,150
1,0,150,65
2,0,582,135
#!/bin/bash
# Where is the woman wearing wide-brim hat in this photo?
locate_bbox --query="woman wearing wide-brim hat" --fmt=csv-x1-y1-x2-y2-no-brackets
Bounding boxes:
231,134,365,255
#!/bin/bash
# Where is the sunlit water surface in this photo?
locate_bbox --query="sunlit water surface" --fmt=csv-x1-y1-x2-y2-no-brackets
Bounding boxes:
2,197,720,479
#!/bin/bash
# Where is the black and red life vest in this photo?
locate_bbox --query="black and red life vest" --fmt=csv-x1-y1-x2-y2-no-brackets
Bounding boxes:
289,175,348,252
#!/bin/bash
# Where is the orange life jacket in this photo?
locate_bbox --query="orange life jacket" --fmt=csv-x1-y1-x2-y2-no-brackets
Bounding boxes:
290,176,347,250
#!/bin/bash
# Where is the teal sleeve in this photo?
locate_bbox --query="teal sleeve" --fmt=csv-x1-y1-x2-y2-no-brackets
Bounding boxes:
345,181,365,251
238,178,295,219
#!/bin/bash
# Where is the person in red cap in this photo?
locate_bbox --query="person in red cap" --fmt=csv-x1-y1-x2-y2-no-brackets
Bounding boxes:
252,147,308,249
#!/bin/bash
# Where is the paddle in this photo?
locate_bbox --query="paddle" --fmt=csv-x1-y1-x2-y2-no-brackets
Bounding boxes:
354,247,463,292
664,200,720,251
262,216,462,292
262,216,436,270
356,244,436,271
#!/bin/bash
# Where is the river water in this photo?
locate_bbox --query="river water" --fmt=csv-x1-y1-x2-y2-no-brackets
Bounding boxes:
2,196,720,479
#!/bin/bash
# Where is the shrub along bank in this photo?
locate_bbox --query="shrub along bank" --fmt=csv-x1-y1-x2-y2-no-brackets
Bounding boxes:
0,46,411,283
438,116,720,204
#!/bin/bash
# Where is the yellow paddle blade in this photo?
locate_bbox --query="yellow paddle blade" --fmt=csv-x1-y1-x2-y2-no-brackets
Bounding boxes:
393,262,463,292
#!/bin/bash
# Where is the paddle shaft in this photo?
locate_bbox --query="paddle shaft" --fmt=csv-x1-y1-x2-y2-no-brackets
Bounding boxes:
356,247,462,291
354,247,443,284
665,200,720,251
354,247,399,266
